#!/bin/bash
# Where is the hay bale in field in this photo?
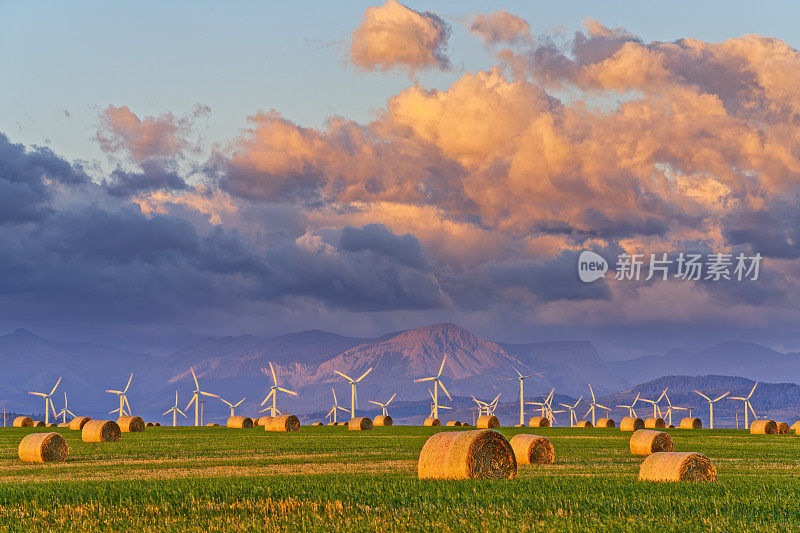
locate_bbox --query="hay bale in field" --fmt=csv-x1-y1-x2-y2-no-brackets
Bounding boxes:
348,417,373,431
374,415,393,427
424,417,441,426
477,415,499,429
69,417,91,431
326,422,336,426
18,432,69,463
638,452,717,482
573,421,593,428
596,418,615,428
155,423,161,427
205,423,219,427
418,429,517,480
790,421,800,433
510,434,555,465
257,416,273,427
312,422,323,426
446,421,461,427
644,417,666,429
46,423,57,427
679,417,702,429
82,420,121,443
32,421,45,427
528,416,551,428
13,416,33,428
57,422,69,428
117,416,145,433
264,414,300,432
461,423,472,427
620,417,645,432
629,429,673,456
750,419,778,434
227,416,254,429
145,422,156,427
777,422,790,434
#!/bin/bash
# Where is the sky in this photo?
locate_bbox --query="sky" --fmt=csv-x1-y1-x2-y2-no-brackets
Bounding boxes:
1,1,800,357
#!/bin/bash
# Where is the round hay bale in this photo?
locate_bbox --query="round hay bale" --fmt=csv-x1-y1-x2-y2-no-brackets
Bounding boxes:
750,419,778,434
13,416,33,428
573,421,593,428
461,423,471,427
264,414,300,432
418,429,517,480
205,423,219,427
477,415,499,429
638,452,717,482
46,423,57,428
18,432,69,463
145,422,156,427
644,417,666,429
446,421,461,427
424,417,441,427
630,429,674,456
528,416,551,428
57,422,70,428
348,417,373,431
155,423,161,427
510,434,555,465
257,416,273,427
312,422,323,426
374,415,393,427
620,417,645,432
668,424,675,428
32,421,45,427
596,418,616,428
226,416,254,429
117,416,145,433
82,420,121,443
790,421,800,434
777,422,790,435
679,417,702,429
69,417,91,431
326,422,336,426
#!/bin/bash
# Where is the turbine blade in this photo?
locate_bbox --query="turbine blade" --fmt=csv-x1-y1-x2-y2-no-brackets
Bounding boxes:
269,361,277,385
713,391,730,402
66,409,75,417
437,355,447,378
414,376,435,383
589,384,595,402
277,387,298,396
514,368,523,378
186,395,196,410
356,367,372,382
234,398,246,407
573,396,583,408
748,382,758,398
124,373,133,393
49,376,62,396
200,391,218,398
595,404,611,410
163,408,172,416
191,367,199,390
428,388,435,402
332,388,337,403
386,393,396,405
749,402,757,419
260,390,275,405
368,401,381,406
29,392,47,397
335,370,353,382
439,380,452,401
178,409,188,418
694,390,711,401
105,390,122,394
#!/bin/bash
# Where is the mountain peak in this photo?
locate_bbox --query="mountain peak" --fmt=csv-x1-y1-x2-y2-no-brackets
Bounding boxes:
6,328,42,340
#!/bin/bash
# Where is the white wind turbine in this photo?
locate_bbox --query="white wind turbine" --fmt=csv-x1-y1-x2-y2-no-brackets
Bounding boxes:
617,392,641,418
583,384,611,425
220,396,246,417
486,393,501,416
55,391,75,424
730,382,759,429
334,367,373,419
186,367,219,426
106,373,133,418
526,388,554,420
662,392,688,426
694,389,730,429
325,388,349,424
559,396,583,427
413,355,451,420
28,376,61,425
369,393,397,416
428,388,452,418
163,390,188,426
471,395,488,416
639,388,668,418
512,369,545,426
260,362,299,417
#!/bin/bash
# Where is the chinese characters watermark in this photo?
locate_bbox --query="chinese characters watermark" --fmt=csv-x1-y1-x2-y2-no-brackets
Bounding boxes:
579,251,762,283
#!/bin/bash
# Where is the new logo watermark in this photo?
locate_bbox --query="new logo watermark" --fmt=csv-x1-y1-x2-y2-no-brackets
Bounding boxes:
578,251,608,283
578,251,762,283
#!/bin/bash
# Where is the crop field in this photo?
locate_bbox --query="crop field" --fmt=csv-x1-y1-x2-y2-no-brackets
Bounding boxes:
1,425,799,531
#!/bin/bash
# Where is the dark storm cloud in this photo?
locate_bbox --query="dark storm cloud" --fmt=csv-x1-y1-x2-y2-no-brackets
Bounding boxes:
104,160,189,197
339,223,430,270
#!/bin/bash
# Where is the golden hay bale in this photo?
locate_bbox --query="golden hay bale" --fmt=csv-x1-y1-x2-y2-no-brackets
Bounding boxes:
46,423,57,428
32,421,45,427
573,421,593,428
69,417,91,431
418,429,517,480
620,417,645,432
790,421,800,433
629,429,674,456
528,416,551,428
777,422,790,435
348,417,373,431
82,420,121,443
510,434,555,465
424,417,441,427
312,422,323,426
477,415,500,429
18,432,69,463
461,423,471,427
374,415,393,427
679,417,702,429
596,418,615,428
750,419,778,434
117,416,145,433
155,423,161,427
644,417,666,429
226,416,254,429
326,422,336,426
145,422,156,427
205,423,219,427
638,452,717,482
13,416,33,428
57,422,70,428
264,415,300,432
446,421,461,427
257,416,273,427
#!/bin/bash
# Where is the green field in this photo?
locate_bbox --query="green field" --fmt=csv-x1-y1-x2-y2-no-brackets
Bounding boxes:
1,424,799,531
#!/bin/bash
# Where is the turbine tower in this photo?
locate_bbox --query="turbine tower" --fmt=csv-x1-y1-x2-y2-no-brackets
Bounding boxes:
428,388,452,418
369,393,397,416
583,384,611,425
28,377,61,425
220,397,246,417
55,391,75,424
559,396,583,427
185,367,219,426
260,362,299,417
325,388,349,424
694,389,730,429
513,369,545,426
106,373,133,418
163,390,188,426
730,382,758,429
413,355,451,420
335,366,373,418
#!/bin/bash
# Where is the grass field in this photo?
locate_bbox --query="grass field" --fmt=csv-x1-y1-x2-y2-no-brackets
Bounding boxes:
1,424,799,531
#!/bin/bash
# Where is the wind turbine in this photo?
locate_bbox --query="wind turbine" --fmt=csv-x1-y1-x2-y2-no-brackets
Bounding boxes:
28,377,61,425
583,384,611,425
163,390,188,426
106,373,133,418
639,388,668,418
428,388,452,418
369,393,397,416
512,369,545,426
730,382,758,429
325,388,349,424
471,395,488,416
486,393,501,416
186,367,219,426
55,392,75,424
617,392,641,418
334,367,373,419
559,396,583,427
413,355,451,420
661,392,683,426
220,396,246,417
694,389,730,429
260,362,299,417
526,388,554,420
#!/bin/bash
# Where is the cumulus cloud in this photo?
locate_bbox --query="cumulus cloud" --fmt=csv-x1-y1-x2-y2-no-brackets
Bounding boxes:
350,0,451,75
469,11,531,46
